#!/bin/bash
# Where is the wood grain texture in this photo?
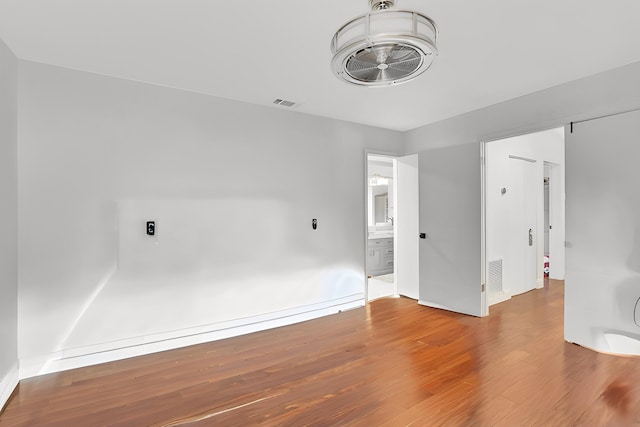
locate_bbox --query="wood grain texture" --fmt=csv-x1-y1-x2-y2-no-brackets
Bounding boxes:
2,280,640,426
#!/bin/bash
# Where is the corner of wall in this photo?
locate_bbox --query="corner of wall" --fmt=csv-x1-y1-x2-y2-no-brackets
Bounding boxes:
0,362,19,412
0,36,19,414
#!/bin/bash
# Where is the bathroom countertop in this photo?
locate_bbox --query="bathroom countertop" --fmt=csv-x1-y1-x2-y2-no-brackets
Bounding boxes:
368,232,394,240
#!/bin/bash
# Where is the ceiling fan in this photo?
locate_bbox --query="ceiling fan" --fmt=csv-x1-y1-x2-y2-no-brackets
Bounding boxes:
330,0,439,87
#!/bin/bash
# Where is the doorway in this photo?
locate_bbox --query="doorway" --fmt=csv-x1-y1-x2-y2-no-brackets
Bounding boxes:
484,127,565,309
544,161,564,280
366,154,396,300
365,153,419,302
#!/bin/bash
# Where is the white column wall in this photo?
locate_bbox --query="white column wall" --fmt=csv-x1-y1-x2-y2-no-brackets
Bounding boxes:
0,38,18,408
565,110,640,355
17,61,403,376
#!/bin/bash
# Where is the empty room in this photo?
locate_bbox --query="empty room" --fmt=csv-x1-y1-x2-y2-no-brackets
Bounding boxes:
2,1,640,425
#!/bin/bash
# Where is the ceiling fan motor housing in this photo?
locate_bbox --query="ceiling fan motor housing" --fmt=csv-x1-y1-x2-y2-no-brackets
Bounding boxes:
370,0,395,10
331,8,438,86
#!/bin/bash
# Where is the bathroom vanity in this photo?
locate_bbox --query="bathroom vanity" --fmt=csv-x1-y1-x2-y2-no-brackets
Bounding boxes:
367,235,393,276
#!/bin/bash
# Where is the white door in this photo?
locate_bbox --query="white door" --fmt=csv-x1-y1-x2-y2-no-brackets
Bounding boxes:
418,144,484,316
395,154,419,299
508,157,537,295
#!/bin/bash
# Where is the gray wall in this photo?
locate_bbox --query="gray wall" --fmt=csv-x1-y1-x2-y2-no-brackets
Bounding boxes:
405,61,640,154
0,38,18,404
17,61,403,374
11,52,640,379
405,61,640,338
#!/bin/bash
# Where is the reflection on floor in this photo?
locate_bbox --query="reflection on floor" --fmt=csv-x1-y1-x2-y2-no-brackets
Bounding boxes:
368,273,397,301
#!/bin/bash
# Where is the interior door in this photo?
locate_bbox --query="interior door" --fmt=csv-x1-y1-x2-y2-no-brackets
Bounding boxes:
395,154,419,300
508,157,537,295
418,144,484,316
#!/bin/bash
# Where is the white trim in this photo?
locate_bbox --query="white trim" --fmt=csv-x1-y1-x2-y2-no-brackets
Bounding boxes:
0,362,19,412
508,155,537,163
480,142,488,316
488,292,511,306
20,295,364,379
482,124,568,146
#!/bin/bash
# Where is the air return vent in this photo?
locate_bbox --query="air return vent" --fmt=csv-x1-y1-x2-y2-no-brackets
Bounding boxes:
488,259,509,306
488,259,503,294
273,98,296,107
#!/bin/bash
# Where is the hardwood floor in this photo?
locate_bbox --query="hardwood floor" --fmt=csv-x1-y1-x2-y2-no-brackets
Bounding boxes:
2,280,640,426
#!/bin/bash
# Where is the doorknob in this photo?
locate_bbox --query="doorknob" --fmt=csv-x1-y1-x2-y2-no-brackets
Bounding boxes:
528,228,533,246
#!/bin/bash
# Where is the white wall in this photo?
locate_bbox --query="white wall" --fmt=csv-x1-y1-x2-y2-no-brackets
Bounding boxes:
486,128,564,302
17,61,403,376
565,110,640,355
0,38,18,409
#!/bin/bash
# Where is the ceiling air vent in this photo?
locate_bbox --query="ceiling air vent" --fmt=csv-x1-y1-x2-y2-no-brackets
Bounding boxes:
273,99,296,107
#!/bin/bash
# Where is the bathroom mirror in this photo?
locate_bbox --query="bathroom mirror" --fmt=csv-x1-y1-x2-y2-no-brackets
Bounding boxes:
374,192,389,224
370,179,393,226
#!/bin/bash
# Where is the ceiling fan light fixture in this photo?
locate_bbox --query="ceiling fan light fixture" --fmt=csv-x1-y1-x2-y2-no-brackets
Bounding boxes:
330,0,438,87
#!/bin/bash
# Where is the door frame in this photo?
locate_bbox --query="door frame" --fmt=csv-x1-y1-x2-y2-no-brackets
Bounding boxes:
482,126,565,312
480,142,488,316
364,150,420,302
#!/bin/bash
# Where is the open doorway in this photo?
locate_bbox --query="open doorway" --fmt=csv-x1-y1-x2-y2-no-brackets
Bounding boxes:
365,153,420,302
484,127,565,310
366,155,397,300
544,161,565,280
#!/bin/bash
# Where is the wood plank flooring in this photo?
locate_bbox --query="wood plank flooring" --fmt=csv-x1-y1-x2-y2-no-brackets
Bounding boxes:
2,280,640,426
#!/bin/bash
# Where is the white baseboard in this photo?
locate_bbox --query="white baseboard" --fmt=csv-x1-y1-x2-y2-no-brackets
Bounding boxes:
488,292,511,306
20,294,365,379
0,362,19,412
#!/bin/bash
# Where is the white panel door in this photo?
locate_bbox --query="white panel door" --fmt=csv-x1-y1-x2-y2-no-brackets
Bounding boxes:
508,157,537,296
395,154,419,300
418,144,484,317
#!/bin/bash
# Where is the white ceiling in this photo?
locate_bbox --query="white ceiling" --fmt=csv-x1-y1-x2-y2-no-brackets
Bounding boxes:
1,0,640,131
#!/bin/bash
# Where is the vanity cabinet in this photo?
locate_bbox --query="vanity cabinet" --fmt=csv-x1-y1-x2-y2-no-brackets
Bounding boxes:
367,237,393,276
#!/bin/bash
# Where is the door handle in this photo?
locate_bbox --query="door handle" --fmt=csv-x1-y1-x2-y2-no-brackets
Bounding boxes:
528,228,533,246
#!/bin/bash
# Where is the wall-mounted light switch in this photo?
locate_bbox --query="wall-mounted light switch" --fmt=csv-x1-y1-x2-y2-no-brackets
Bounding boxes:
147,221,155,236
